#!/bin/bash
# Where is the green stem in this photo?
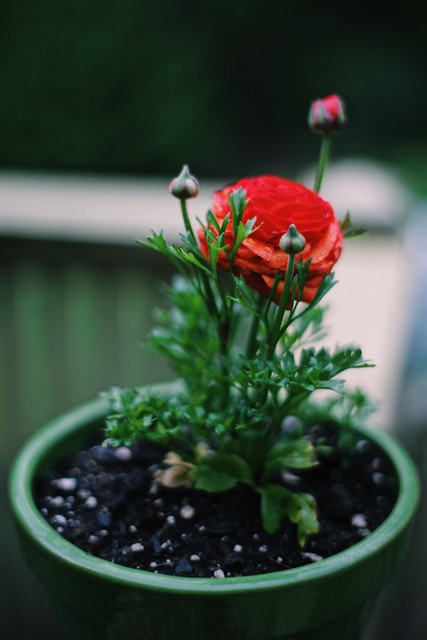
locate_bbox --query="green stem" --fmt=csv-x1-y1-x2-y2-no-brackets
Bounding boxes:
245,293,264,359
180,200,197,244
180,201,222,327
217,317,232,406
268,254,295,359
271,390,311,431
313,134,331,193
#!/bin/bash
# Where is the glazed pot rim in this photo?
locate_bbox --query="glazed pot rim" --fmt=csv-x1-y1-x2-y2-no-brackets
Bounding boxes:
9,382,420,596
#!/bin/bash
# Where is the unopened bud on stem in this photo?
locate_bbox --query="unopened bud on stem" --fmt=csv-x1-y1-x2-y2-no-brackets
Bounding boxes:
280,225,306,255
169,165,199,200
308,94,346,134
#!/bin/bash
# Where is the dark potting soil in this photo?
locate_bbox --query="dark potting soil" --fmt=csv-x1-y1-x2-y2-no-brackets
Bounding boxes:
34,425,398,578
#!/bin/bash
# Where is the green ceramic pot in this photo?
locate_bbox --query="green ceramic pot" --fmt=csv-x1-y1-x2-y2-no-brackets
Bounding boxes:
9,384,419,640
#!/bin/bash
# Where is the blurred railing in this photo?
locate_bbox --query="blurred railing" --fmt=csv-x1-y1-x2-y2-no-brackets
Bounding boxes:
1,237,173,460
1,238,179,640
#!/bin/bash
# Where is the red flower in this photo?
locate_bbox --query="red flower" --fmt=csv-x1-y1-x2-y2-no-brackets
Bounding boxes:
198,175,343,304
308,94,346,134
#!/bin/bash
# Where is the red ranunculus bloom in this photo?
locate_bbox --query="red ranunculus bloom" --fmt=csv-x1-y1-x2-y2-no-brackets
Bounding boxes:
198,175,343,304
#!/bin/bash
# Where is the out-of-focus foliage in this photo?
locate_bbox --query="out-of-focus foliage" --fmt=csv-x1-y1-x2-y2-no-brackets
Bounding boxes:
0,0,426,177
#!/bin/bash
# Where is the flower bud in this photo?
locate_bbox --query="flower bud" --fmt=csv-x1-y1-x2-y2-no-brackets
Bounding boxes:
279,224,306,255
308,94,346,134
169,165,199,200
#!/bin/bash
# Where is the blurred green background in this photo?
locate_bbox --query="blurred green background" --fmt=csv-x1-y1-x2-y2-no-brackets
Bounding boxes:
1,1,427,639
1,0,426,192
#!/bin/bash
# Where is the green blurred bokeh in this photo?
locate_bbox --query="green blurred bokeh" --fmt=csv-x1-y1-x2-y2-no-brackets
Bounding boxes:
0,0,426,188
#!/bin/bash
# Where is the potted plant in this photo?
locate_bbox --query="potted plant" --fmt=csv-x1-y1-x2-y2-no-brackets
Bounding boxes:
9,95,419,640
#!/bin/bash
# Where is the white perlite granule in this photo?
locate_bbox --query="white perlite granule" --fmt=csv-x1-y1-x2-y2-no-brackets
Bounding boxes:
84,496,98,509
179,504,195,519
114,447,132,461
55,478,77,492
302,552,324,562
351,513,368,528
213,569,225,578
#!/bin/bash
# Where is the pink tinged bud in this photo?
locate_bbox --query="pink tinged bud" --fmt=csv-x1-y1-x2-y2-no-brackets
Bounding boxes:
279,224,306,255
169,165,199,200
308,94,347,134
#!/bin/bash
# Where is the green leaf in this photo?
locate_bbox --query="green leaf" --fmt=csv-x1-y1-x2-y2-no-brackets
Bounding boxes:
228,188,247,223
142,232,214,278
340,211,366,238
290,492,319,546
206,231,225,271
203,212,231,237
268,439,317,470
230,275,265,320
245,216,258,235
192,453,253,492
309,273,336,307
205,209,221,233
259,484,319,544
177,247,212,274
259,484,291,534
315,379,345,393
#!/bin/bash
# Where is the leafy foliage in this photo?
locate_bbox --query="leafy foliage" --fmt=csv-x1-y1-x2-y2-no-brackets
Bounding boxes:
106,188,373,544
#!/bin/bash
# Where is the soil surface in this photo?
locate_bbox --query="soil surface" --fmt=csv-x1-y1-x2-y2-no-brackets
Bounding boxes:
34,425,398,578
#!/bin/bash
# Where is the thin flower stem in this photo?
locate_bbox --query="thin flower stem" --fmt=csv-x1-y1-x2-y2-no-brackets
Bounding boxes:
217,317,232,407
185,212,223,329
268,254,295,359
180,200,197,244
245,293,264,359
270,390,311,431
313,134,331,193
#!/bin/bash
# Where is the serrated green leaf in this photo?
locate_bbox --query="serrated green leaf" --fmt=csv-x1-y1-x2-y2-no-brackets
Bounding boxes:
230,275,265,320
177,248,212,274
290,493,319,546
345,228,366,238
340,211,352,232
142,233,170,256
270,439,317,470
245,216,258,234
314,379,345,392
229,188,247,218
259,484,319,544
202,211,232,248
259,484,290,534
192,453,253,492
206,231,227,271
340,211,366,239
236,220,247,244
205,210,221,233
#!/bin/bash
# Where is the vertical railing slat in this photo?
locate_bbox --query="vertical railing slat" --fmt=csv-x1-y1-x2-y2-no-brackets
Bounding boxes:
12,262,56,437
